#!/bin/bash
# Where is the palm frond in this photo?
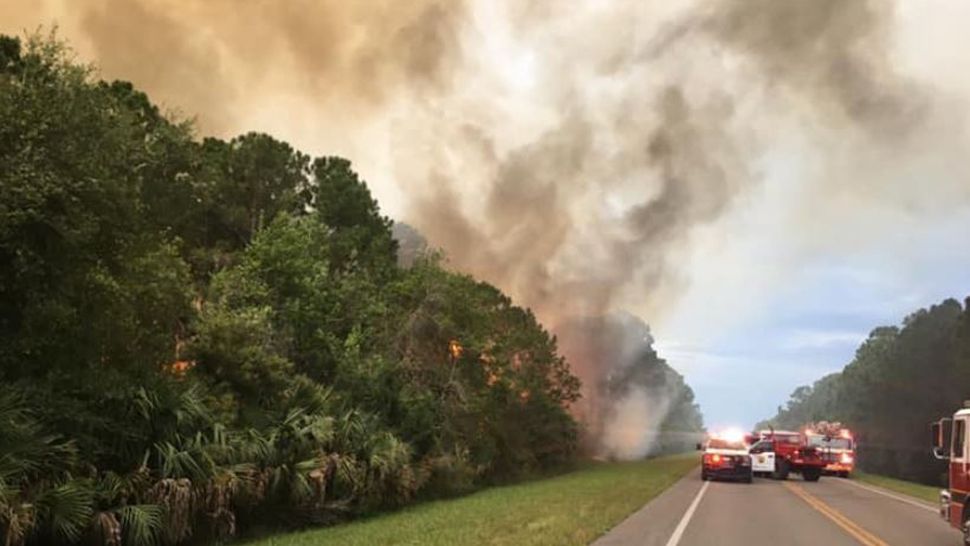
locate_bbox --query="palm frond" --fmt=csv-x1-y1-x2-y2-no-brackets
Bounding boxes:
118,504,162,546
35,480,94,543
285,378,333,416
155,441,213,481
0,388,77,483
174,385,211,428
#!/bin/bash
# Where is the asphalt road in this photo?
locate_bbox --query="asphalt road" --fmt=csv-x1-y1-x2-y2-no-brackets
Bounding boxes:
593,468,961,546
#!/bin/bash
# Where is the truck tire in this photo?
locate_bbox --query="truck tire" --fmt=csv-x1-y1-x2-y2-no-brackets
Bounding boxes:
961,504,970,546
772,459,789,480
963,514,970,546
743,472,753,484
802,467,821,482
839,471,850,478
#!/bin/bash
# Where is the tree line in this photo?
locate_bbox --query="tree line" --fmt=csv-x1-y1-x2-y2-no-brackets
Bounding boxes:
0,34,583,545
759,297,970,485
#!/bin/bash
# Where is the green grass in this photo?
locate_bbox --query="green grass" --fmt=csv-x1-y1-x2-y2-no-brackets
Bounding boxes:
244,454,699,546
853,472,941,504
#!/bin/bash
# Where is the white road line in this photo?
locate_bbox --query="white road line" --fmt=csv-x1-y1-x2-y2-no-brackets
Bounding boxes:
664,480,710,546
838,479,937,513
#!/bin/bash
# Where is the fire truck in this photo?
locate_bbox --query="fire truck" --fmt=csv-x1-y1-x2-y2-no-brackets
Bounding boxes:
746,429,830,481
931,407,970,543
804,421,856,477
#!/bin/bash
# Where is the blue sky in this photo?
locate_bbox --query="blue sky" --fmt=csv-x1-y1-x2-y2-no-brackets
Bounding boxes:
654,193,970,430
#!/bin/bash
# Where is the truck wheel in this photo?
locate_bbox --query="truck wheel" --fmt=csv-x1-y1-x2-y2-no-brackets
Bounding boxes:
802,468,821,482
701,470,708,481
743,473,753,484
772,460,789,480
963,515,970,546
839,471,850,479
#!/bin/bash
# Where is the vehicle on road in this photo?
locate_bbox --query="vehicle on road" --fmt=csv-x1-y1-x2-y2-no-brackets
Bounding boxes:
700,436,752,483
748,429,829,481
804,422,856,477
932,406,970,544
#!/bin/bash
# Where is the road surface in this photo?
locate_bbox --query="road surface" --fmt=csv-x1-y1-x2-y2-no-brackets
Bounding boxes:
593,468,961,545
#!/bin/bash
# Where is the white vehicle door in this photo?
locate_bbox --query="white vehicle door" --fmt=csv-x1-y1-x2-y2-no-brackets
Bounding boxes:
750,441,775,473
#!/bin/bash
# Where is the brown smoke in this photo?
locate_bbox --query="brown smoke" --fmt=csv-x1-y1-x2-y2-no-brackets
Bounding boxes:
405,0,929,326
1,0,466,134
1,0,949,457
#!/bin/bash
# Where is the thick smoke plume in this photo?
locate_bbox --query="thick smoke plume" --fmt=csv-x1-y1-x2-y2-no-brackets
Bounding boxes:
556,313,703,458
707,0,923,134
397,0,934,456
3,0,957,458
0,0,466,133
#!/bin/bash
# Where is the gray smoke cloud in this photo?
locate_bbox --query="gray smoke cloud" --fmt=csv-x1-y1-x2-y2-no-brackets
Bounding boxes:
707,0,924,134
404,0,930,319
2,0,955,458
556,313,704,458
396,0,936,455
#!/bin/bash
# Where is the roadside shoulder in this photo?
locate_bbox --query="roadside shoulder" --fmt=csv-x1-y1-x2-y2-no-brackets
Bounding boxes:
843,473,939,509
592,467,705,546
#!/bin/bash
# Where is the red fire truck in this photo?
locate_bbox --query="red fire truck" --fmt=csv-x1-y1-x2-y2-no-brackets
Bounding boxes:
747,429,830,481
932,408,970,543
804,422,856,477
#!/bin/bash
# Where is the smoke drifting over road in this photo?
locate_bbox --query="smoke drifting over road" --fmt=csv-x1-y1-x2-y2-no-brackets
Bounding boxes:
3,0,956,457
556,313,703,458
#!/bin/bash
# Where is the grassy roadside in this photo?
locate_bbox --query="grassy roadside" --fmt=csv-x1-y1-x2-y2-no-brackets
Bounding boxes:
853,472,941,504
244,454,698,546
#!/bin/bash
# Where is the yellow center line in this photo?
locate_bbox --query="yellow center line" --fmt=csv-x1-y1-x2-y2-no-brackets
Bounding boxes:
783,482,890,546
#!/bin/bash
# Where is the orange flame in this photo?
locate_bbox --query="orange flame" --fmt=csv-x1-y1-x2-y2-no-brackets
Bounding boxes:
449,339,463,360
164,360,195,378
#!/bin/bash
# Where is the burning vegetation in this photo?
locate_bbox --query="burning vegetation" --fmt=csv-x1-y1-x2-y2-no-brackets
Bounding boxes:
0,35,579,546
4,0,952,463
1,0,961,541
555,313,704,458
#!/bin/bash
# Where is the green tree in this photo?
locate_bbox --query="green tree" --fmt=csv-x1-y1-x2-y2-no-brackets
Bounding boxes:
761,299,969,484
0,34,193,381
0,32,591,544
308,156,398,275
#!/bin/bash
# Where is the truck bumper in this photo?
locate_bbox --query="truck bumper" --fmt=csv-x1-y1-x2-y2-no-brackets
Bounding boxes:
823,462,854,474
940,489,951,521
703,463,752,481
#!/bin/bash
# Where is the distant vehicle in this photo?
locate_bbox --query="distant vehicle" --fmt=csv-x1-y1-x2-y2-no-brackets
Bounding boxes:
804,422,856,478
748,429,829,481
700,435,752,483
931,405,970,543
